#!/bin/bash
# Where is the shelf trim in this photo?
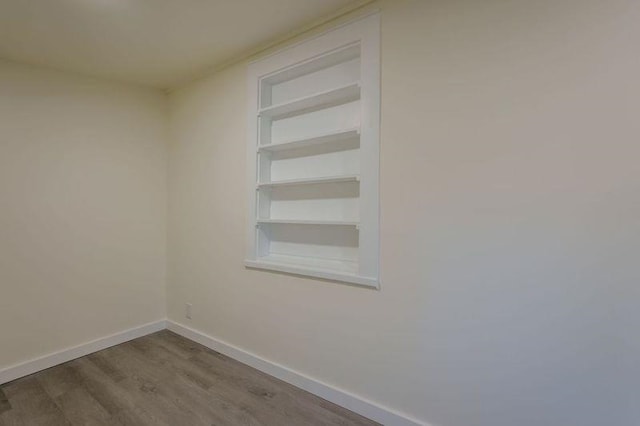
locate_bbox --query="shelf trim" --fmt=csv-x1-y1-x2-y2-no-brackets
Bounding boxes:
258,127,360,153
258,82,361,119
257,174,359,188
244,259,379,288
256,219,359,227
246,14,381,288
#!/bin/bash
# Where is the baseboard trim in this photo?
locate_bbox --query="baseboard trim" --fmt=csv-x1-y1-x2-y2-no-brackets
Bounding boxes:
167,320,427,426
0,319,166,385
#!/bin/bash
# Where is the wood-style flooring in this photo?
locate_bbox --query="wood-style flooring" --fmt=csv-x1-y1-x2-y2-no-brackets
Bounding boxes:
0,330,378,426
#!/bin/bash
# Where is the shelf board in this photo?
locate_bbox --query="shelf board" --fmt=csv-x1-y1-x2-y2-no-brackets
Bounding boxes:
261,44,360,86
259,82,360,119
244,255,378,288
257,219,359,227
258,128,360,153
257,175,359,188
255,253,357,273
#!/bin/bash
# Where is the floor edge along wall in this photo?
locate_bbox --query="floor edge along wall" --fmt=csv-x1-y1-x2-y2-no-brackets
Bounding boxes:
0,320,427,426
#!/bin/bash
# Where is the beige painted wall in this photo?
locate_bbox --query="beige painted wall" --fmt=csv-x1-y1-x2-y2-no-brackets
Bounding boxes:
0,60,168,369
167,0,639,425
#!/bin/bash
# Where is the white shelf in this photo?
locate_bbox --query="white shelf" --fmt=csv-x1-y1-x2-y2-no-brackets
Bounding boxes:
258,128,360,153
246,16,380,287
257,175,359,188
244,255,378,288
259,82,360,119
257,219,359,227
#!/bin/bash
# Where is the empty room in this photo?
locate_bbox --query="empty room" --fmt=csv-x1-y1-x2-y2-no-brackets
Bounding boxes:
0,0,637,425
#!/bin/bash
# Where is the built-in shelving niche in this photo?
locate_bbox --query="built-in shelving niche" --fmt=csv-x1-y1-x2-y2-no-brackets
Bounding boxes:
246,15,380,287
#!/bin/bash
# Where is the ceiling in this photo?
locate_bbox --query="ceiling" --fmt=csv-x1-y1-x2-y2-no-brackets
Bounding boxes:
0,0,363,88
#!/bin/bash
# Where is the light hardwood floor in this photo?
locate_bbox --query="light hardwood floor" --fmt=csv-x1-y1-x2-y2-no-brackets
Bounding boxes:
0,330,378,425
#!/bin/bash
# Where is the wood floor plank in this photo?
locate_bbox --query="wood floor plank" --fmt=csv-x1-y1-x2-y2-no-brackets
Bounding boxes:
193,350,372,426
121,339,265,425
0,408,25,426
157,371,262,426
38,363,84,399
145,330,204,360
0,331,379,426
85,351,127,383
176,337,373,426
138,334,297,425
53,387,117,426
71,357,168,426
0,389,11,414
130,335,217,390
159,331,376,425
1,377,69,426
101,344,211,426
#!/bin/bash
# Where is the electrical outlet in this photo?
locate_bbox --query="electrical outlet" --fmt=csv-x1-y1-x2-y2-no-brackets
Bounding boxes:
185,303,193,320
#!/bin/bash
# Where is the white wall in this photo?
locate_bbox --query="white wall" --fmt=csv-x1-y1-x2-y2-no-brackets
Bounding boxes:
0,60,168,370
167,0,639,425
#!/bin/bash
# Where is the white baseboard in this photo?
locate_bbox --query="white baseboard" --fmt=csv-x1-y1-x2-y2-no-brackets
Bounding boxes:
167,320,428,426
0,319,166,386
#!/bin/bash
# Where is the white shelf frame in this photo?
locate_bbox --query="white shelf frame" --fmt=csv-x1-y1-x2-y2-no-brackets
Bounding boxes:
245,14,380,288
257,219,359,227
245,259,377,287
259,82,361,119
258,127,360,153
257,174,359,188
